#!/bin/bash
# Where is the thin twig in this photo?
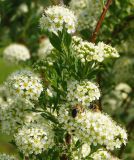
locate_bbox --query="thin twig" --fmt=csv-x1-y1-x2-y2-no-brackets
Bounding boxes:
91,0,112,43
90,0,112,110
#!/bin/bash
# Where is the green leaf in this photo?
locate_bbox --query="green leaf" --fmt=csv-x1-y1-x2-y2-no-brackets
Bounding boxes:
49,32,62,51
41,112,59,124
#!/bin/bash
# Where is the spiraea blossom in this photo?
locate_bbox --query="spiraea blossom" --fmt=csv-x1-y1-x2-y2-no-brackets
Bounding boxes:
69,0,102,31
40,5,77,34
5,70,43,100
14,122,54,156
67,80,100,107
58,105,127,150
113,57,134,86
0,153,17,160
72,36,119,63
72,36,102,63
90,149,120,160
3,44,30,63
37,38,53,59
0,98,35,135
97,42,119,58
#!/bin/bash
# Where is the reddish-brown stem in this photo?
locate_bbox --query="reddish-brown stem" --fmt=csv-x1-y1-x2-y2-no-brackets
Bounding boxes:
90,0,112,110
91,0,112,43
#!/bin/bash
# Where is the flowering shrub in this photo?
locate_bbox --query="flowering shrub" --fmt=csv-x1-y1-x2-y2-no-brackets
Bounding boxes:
0,3,129,160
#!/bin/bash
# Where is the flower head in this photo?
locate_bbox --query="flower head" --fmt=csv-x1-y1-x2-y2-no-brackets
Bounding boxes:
5,70,43,101
14,122,54,156
72,36,119,63
40,5,77,34
3,44,30,63
67,80,100,107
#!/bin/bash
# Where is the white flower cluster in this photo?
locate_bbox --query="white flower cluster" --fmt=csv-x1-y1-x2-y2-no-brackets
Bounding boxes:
38,38,53,59
14,122,54,156
6,70,43,101
98,42,119,58
3,44,30,63
113,57,134,86
0,98,34,135
58,106,127,150
40,5,77,34
90,149,120,160
67,80,100,107
69,0,102,31
0,153,17,160
72,36,119,63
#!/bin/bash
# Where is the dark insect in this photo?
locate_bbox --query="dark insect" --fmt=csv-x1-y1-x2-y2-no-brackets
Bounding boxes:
72,108,77,118
72,104,84,118
89,103,100,112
